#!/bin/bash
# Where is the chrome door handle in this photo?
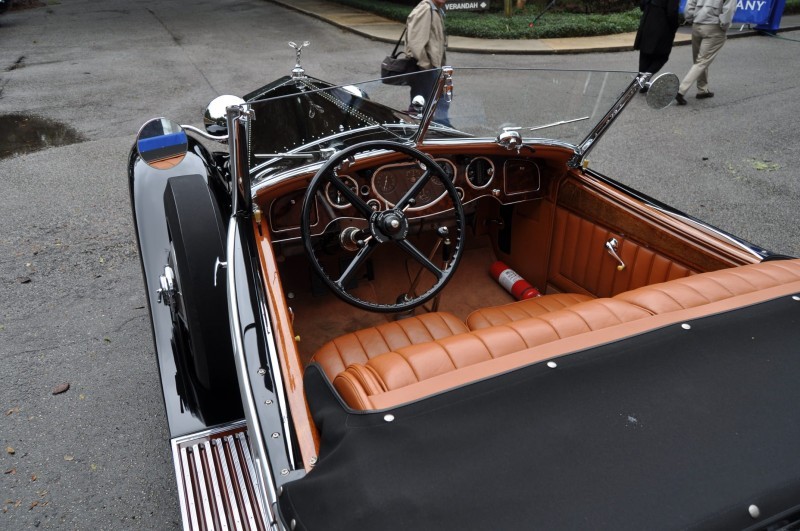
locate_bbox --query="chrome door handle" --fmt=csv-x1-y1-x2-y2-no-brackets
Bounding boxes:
605,238,626,271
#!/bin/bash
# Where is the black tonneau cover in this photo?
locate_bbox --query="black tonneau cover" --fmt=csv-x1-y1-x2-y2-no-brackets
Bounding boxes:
281,295,800,530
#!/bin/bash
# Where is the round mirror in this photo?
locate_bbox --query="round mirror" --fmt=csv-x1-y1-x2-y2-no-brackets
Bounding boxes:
645,73,680,110
136,118,188,170
203,95,245,135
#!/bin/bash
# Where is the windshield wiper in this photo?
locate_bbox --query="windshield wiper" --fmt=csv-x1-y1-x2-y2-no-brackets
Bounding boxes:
504,116,590,133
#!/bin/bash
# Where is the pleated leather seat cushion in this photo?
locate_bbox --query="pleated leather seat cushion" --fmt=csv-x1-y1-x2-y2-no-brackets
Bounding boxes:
311,311,469,383
466,292,594,330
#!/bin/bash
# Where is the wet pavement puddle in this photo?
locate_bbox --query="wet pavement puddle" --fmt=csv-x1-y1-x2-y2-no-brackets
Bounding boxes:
0,114,86,160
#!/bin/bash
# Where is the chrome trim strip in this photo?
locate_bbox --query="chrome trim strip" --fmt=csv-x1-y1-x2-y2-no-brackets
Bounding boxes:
191,444,215,530
173,443,191,531
213,437,245,531
227,106,280,527
203,440,230,531
650,205,765,260
171,420,248,445
254,276,297,469
238,431,269,521
226,219,278,525
226,434,258,529
182,124,229,143
180,446,201,530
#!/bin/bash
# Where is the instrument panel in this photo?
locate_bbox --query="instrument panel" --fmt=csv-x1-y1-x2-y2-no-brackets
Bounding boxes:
265,153,548,241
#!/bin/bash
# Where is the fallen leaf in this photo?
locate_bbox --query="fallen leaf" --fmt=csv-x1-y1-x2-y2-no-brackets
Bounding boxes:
63,455,73,461
4,468,15,475
29,501,39,510
31,474,37,481
51,383,70,395
16,277,32,284
103,338,111,343
6,407,20,416
90,463,97,471
6,447,15,455
751,160,780,171
78,394,85,400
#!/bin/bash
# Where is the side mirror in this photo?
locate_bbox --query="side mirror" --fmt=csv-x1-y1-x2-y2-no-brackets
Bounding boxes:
645,73,680,110
136,118,188,170
204,95,245,135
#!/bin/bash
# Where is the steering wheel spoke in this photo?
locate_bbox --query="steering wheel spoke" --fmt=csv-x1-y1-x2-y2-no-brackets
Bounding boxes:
336,240,377,288
300,141,465,313
396,168,431,210
326,174,373,219
396,239,444,280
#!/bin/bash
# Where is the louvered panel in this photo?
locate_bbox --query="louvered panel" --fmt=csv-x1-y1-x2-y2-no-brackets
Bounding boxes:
172,422,268,531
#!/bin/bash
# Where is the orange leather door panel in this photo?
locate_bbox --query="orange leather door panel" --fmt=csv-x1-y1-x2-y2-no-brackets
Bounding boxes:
549,207,694,297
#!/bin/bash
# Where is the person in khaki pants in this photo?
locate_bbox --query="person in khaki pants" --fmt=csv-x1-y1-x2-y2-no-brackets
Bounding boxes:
675,0,738,105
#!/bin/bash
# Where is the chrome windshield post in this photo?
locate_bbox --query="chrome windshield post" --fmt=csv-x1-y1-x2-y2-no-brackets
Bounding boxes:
569,73,645,168
414,66,452,144
226,104,255,215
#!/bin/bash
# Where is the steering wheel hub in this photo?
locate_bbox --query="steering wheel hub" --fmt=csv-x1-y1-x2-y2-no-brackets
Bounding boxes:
370,210,409,243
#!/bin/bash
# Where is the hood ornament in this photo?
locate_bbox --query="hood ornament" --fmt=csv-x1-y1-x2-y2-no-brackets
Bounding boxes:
289,41,310,79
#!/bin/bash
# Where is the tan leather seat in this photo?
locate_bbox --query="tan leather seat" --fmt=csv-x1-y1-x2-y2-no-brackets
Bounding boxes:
312,312,469,382
615,260,800,314
333,299,650,409
318,259,800,411
466,293,594,330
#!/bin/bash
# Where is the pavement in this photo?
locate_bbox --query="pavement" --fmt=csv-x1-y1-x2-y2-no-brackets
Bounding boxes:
267,0,800,54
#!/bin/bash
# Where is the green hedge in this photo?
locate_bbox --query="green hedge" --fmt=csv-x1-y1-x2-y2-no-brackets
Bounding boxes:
328,0,642,39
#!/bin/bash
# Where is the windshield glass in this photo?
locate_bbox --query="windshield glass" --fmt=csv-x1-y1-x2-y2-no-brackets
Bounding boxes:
246,67,638,180
443,68,637,144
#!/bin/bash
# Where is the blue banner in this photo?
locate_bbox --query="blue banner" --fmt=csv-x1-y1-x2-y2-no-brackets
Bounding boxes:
679,0,774,25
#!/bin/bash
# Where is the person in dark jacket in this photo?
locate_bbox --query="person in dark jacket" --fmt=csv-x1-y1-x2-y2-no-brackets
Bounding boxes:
634,0,680,82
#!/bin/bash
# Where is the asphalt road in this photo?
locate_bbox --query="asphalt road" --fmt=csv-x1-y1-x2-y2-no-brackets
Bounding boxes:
1,0,798,528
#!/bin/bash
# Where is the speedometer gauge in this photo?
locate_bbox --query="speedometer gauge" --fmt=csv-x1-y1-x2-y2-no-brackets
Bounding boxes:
324,175,359,209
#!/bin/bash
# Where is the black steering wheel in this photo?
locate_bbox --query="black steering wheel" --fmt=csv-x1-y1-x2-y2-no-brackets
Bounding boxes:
300,141,466,313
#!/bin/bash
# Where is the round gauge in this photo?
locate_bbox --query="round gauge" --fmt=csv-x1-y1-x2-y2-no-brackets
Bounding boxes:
431,158,456,187
324,175,359,209
466,157,495,190
366,199,382,212
374,172,396,195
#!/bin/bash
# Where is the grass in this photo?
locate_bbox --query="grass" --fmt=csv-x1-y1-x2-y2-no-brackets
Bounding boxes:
329,0,642,39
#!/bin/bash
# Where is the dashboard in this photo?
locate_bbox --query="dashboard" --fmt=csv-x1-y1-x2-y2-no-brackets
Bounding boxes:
264,151,557,242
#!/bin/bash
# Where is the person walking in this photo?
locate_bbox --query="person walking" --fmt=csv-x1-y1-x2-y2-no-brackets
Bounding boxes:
405,0,450,125
675,0,738,105
634,0,681,88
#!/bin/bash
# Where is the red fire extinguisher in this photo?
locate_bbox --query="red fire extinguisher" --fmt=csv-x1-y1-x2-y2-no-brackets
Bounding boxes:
490,261,541,300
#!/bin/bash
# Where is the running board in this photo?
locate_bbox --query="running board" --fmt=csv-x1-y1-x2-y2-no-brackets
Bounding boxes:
172,421,270,531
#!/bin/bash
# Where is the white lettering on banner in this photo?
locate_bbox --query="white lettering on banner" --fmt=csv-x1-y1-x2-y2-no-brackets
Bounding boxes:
445,2,487,10
737,0,767,10
498,269,522,292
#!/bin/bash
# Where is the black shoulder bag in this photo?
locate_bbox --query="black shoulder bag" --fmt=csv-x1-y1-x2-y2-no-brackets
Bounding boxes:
380,28,417,86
